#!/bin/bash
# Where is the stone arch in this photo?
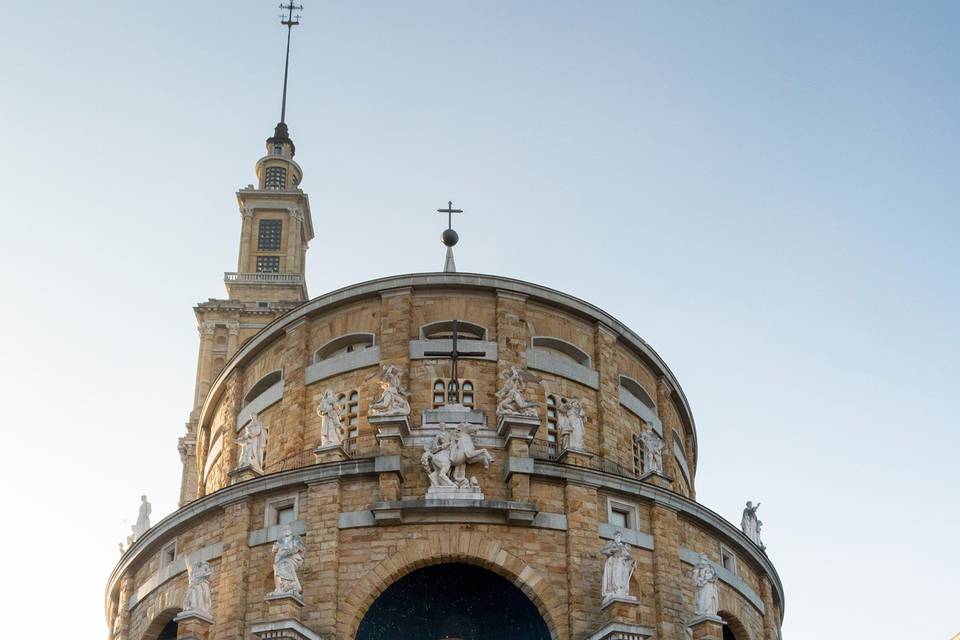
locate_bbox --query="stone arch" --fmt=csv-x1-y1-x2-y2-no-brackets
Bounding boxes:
718,609,752,640
339,531,567,640
137,606,180,640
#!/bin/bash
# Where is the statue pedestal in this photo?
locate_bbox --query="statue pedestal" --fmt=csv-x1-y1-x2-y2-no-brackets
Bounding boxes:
228,464,262,485
313,443,349,464
250,619,319,640
264,592,305,621
587,597,651,640
371,414,411,454
425,485,484,501
496,413,541,446
638,469,673,490
688,615,725,640
600,593,639,612
173,611,213,640
557,446,595,468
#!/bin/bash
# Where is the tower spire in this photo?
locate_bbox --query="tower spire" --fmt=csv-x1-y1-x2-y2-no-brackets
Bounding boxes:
278,2,303,126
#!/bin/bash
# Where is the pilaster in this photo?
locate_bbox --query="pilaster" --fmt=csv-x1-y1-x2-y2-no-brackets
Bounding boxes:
760,576,780,640
195,322,217,407
278,318,309,458
495,290,529,376
302,479,341,635
115,575,133,640
212,497,254,640
651,503,685,640
564,481,602,637
178,434,199,506
219,371,245,478
593,323,620,467
376,288,412,453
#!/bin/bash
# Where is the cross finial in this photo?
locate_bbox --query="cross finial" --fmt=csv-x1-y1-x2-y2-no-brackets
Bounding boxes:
436,200,463,272
437,200,463,232
278,2,304,125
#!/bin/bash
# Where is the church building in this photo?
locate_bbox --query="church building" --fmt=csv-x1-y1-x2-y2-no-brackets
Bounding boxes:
106,8,785,640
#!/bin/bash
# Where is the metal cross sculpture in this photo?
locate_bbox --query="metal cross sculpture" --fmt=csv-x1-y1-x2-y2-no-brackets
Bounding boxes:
423,320,485,405
437,200,463,231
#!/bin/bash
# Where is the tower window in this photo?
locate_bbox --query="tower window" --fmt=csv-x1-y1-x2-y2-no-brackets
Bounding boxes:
273,143,283,155
256,256,280,273
264,166,287,190
258,219,283,251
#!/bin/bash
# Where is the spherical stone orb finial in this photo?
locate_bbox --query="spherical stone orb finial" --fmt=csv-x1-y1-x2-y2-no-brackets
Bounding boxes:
441,228,459,247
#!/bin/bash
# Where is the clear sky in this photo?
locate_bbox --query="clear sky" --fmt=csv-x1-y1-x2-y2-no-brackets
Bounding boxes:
1,1,957,638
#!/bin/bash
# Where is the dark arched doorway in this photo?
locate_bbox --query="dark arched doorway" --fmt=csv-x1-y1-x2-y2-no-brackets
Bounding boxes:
157,619,178,640
356,563,551,640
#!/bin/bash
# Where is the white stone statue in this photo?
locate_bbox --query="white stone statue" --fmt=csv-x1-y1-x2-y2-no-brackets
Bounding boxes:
420,422,495,493
558,397,586,450
495,366,540,417
270,526,305,597
237,413,268,473
692,553,719,617
741,501,764,548
638,425,664,474
128,495,151,545
600,531,637,600
369,363,410,416
316,389,343,446
181,560,214,618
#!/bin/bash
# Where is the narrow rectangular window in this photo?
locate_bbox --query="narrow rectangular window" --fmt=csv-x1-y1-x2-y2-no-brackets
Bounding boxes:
264,166,287,190
276,505,296,526
256,256,280,273
610,508,630,530
257,219,283,251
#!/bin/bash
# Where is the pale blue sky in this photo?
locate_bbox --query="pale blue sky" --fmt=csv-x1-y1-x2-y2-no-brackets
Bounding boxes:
1,2,957,638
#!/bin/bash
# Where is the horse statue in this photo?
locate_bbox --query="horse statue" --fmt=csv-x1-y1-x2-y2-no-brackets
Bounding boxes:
421,422,495,489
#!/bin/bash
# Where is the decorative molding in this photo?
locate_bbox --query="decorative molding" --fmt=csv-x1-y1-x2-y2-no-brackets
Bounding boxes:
248,519,308,547
525,348,600,389
304,345,380,385
597,522,655,551
586,622,655,640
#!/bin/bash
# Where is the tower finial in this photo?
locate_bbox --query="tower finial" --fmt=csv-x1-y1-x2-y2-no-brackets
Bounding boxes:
437,200,463,273
278,2,303,126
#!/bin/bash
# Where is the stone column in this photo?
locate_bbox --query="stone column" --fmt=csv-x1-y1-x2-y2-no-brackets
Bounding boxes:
178,435,199,506
278,318,309,460
212,497,254,640
564,482,602,637
594,323,620,465
226,322,240,359
302,479,341,636
238,207,255,273
650,503,685,640
195,322,216,408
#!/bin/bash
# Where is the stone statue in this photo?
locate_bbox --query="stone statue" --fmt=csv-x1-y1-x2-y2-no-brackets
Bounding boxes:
237,413,268,473
369,363,410,416
495,366,540,417
639,425,664,474
316,389,343,446
420,422,495,492
129,495,151,544
600,531,636,600
270,526,305,597
741,501,764,547
558,397,586,450
181,560,214,618
692,553,719,617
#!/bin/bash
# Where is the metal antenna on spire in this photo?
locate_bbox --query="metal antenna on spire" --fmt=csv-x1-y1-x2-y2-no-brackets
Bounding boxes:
278,2,303,125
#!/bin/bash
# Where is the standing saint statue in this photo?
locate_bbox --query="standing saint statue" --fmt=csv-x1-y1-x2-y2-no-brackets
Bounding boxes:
129,495,151,544
369,363,410,416
181,560,214,618
741,501,763,546
495,366,540,417
600,531,637,600
692,553,720,617
316,389,343,446
237,413,268,473
639,425,664,474
270,526,305,597
558,397,587,451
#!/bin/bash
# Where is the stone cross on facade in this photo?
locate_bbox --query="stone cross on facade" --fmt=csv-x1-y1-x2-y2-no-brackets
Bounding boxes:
424,319,485,404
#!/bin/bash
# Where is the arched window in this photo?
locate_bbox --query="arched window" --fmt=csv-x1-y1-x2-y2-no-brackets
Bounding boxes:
420,319,487,340
530,336,591,366
312,333,375,363
432,378,475,408
432,380,446,408
545,395,559,457
244,370,283,406
632,431,642,477
619,376,656,411
338,390,360,452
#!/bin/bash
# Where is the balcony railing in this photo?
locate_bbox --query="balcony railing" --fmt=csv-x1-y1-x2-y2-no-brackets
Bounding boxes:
224,272,304,285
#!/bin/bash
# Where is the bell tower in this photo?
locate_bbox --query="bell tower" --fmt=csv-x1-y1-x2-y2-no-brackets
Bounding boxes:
177,2,312,505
